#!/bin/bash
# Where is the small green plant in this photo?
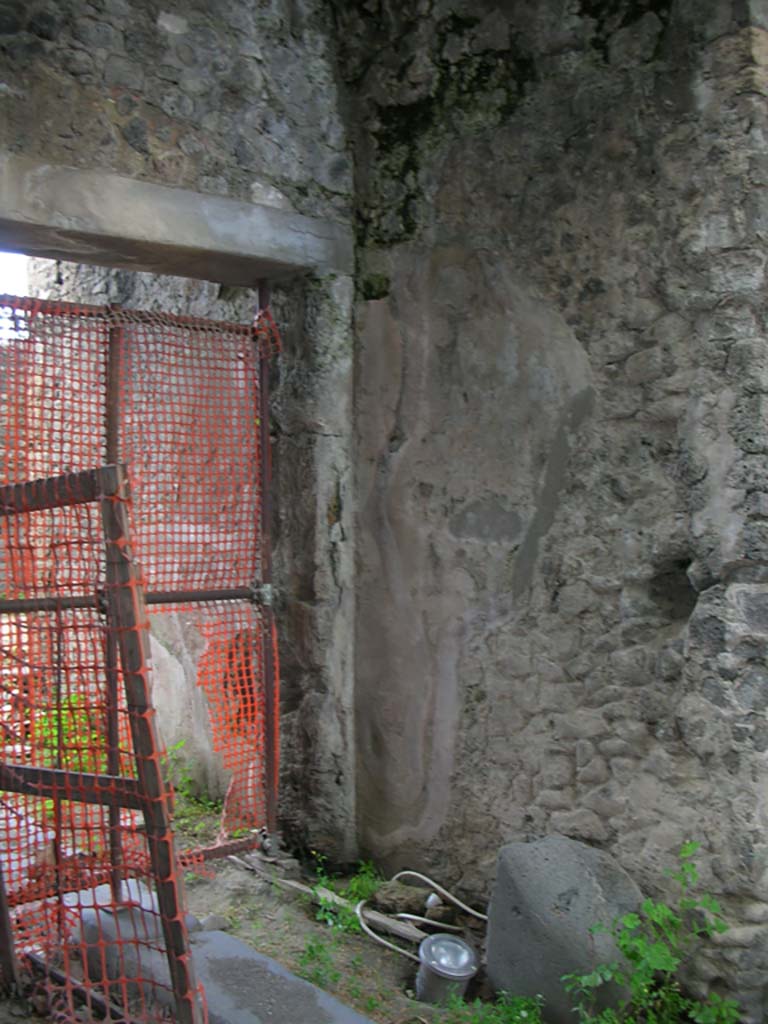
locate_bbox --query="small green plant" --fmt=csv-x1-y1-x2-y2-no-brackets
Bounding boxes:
310,849,331,886
310,853,383,933
363,992,384,1015
314,897,361,932
343,859,382,902
346,978,363,1001
312,882,361,932
162,738,223,837
562,841,740,1024
436,992,544,1023
37,695,107,775
297,936,341,989
162,739,194,798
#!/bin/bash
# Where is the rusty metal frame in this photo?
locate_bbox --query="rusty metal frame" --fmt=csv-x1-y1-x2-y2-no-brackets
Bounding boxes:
1,293,255,335
256,282,278,834
105,318,124,898
0,857,19,993
0,585,265,614
0,465,204,1024
0,764,143,809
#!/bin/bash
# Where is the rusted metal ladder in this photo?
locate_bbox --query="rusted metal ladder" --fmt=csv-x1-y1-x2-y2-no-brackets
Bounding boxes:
0,465,204,1024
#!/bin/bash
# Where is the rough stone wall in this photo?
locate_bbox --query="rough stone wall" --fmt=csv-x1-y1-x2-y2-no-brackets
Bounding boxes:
335,0,768,1015
7,0,768,1012
0,0,350,218
5,0,357,860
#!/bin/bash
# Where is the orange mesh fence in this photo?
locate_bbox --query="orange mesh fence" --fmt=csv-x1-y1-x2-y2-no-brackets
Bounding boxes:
194,602,267,837
117,308,261,593
0,296,281,1022
0,296,279,840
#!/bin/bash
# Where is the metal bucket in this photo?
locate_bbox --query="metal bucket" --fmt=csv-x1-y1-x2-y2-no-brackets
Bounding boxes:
415,933,478,1005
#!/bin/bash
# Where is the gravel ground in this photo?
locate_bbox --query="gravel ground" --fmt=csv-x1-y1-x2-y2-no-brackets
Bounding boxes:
0,998,37,1024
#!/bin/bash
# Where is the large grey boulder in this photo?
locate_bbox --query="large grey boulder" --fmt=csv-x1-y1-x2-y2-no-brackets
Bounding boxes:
486,836,642,1023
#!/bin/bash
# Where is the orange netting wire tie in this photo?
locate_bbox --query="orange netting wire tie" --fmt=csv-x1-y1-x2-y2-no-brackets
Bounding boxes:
99,493,122,513
17,297,43,323
107,614,152,634
254,308,282,358
249,581,274,607
102,533,133,555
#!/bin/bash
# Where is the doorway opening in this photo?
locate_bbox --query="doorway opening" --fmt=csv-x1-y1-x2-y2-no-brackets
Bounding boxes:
0,268,281,1021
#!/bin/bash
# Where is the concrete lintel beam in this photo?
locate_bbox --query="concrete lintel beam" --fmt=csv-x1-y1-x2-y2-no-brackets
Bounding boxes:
0,152,354,285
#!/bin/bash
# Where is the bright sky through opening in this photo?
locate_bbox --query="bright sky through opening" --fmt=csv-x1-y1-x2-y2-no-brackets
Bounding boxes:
0,252,30,343
0,251,28,296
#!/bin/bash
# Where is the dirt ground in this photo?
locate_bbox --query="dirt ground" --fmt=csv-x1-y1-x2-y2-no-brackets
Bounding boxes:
0,998,34,1024
0,797,474,1024
183,857,432,1023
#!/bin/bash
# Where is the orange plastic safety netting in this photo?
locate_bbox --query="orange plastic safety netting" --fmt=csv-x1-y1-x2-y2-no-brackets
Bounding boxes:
0,296,280,1021
114,302,279,841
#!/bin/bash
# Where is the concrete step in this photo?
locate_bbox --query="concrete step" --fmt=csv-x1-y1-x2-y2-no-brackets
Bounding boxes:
192,930,376,1024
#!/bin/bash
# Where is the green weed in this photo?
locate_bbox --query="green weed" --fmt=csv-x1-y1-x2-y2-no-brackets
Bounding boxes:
562,841,740,1024
162,738,222,837
436,993,544,1023
346,979,363,1001
298,936,341,989
363,992,384,1014
343,860,382,902
38,694,107,775
310,853,383,934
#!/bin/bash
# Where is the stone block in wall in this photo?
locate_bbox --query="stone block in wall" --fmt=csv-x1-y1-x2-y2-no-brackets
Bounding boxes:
486,836,641,1024
549,808,609,842
733,585,768,633
624,345,667,385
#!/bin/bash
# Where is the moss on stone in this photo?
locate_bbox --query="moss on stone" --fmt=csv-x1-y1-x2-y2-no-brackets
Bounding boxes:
356,10,538,248
360,273,391,300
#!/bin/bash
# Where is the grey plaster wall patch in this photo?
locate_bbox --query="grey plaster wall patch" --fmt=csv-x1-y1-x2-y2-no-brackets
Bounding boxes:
512,386,596,599
449,496,523,543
